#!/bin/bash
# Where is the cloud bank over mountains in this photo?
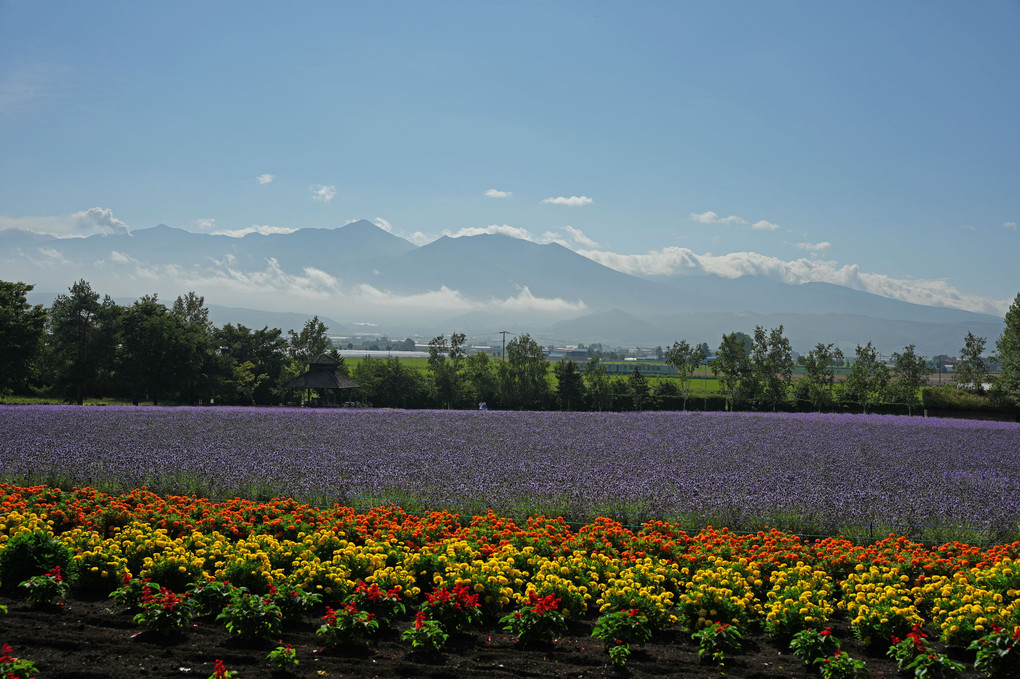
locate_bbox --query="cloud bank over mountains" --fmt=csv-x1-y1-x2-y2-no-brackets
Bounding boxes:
0,207,1010,319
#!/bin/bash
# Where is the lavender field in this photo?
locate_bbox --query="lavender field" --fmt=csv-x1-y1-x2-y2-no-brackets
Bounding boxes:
2,405,1018,540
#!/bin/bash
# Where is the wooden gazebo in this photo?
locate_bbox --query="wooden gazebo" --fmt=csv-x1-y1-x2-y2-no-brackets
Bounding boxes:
283,354,361,406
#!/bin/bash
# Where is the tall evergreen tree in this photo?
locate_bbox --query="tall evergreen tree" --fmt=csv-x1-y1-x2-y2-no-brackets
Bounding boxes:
554,359,585,411
992,293,1020,408
48,280,121,404
583,355,610,411
0,281,47,395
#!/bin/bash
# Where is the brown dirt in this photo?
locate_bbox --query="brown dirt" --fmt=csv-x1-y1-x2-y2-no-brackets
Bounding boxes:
2,593,983,679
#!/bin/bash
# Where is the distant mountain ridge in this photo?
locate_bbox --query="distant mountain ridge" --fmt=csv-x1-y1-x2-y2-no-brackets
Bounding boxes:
2,220,1004,354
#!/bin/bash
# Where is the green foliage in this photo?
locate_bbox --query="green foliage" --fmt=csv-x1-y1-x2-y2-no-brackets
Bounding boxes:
0,643,39,679
692,621,743,664
628,366,650,411
591,609,653,667
583,355,611,411
892,344,932,415
316,603,379,646
751,324,794,411
214,323,289,405
288,315,330,360
815,649,869,679
402,612,449,652
553,359,585,411
266,644,299,669
428,332,467,408
188,579,239,617
843,341,889,414
664,339,708,410
499,591,567,645
0,529,73,592
969,626,1020,679
955,331,990,394
798,343,845,411
992,293,1020,409
19,566,70,606
790,627,842,665
498,333,552,409
47,279,121,404
132,585,198,635
352,355,430,408
216,589,283,640
712,331,753,410
0,280,47,395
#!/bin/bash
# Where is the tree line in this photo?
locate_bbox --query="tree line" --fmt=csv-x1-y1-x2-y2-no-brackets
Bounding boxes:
2,279,1019,414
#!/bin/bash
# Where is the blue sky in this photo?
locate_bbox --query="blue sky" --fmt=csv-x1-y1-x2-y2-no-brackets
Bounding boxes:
1,1,1017,315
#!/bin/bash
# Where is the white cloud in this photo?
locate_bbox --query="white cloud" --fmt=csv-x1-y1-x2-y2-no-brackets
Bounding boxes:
71,207,131,235
194,218,217,231
795,241,831,253
371,217,394,233
493,286,588,314
563,225,599,248
109,250,136,264
33,248,72,266
445,224,536,240
310,184,337,203
256,174,275,186
408,231,432,246
577,246,706,276
577,246,1007,315
542,195,593,206
485,189,513,198
690,211,747,225
210,225,299,238
1005,222,1017,230
752,219,781,231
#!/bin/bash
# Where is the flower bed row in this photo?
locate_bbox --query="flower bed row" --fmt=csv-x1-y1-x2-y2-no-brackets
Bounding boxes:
3,484,1020,677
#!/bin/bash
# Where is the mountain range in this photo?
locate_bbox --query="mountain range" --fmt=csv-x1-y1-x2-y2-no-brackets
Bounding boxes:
2,220,1004,356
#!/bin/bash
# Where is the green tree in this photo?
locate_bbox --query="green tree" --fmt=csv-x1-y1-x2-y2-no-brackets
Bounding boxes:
428,332,467,408
465,351,498,407
352,355,427,408
992,293,1020,408
232,360,267,406
554,359,585,411
170,292,219,404
0,281,47,395
583,355,611,411
955,331,989,394
891,344,931,415
750,325,794,411
47,280,121,404
628,366,650,411
712,332,752,410
497,333,550,410
214,324,289,405
288,316,331,360
664,340,708,410
119,296,187,405
842,341,889,414
797,343,844,411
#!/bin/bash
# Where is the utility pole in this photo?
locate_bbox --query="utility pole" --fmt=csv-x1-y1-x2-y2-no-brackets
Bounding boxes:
499,330,511,361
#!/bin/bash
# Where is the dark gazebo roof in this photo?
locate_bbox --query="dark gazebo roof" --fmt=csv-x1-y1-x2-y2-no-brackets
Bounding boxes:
283,354,361,390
